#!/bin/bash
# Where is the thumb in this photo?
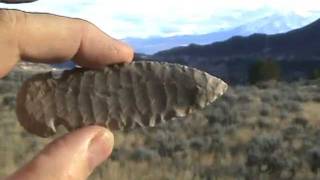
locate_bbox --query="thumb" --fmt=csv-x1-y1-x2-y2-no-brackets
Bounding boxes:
7,126,114,180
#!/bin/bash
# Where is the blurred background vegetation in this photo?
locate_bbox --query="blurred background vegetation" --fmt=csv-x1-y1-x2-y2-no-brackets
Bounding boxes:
1,63,320,179
249,59,281,84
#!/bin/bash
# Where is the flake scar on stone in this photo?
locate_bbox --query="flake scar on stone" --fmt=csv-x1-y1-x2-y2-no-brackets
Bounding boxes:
16,61,228,137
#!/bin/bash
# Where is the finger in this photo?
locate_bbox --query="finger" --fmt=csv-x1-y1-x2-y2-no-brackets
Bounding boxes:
18,10,133,66
0,9,133,77
6,126,114,180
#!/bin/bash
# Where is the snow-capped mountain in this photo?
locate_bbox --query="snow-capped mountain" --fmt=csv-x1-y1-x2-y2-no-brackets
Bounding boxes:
124,13,320,55
152,17,320,84
235,13,315,34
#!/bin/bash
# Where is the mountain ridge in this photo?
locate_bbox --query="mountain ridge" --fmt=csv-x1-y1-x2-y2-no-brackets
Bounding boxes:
124,13,318,54
152,18,320,84
155,18,320,60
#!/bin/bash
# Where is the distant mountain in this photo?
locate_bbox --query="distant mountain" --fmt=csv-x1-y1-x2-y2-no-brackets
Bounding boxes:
153,18,320,84
124,13,318,54
234,13,311,35
155,18,320,60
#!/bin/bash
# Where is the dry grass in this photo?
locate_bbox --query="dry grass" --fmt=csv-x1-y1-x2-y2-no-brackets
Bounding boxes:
1,70,320,179
302,102,320,127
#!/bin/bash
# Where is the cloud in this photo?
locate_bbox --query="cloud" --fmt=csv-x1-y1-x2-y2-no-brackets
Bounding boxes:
1,0,320,38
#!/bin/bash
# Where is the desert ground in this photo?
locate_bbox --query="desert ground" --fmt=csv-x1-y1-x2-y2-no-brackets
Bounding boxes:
1,65,320,179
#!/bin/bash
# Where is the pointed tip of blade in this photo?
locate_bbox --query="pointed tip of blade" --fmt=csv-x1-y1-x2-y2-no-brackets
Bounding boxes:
205,73,228,104
217,79,228,95
47,119,57,133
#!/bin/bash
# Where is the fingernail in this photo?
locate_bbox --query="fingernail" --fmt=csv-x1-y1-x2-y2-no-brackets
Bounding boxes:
87,130,114,170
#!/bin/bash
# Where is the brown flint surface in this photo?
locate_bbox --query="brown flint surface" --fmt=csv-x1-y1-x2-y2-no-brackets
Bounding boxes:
16,61,228,137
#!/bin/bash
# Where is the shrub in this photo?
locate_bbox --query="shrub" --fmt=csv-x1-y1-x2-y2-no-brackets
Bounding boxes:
246,135,282,168
313,95,320,102
282,125,304,141
2,96,16,108
130,147,159,161
293,117,309,128
281,100,302,112
257,118,274,129
189,137,207,150
260,104,272,116
249,59,281,84
110,148,130,161
311,69,320,79
0,81,19,94
307,147,320,173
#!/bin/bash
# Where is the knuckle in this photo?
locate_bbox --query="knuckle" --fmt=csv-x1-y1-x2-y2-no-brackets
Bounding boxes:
77,18,94,39
76,18,134,64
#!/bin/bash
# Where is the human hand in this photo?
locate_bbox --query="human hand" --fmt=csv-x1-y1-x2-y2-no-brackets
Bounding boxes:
0,9,133,78
0,9,133,179
7,126,114,180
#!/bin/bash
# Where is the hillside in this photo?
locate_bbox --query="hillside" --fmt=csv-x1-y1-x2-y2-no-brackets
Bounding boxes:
153,18,320,84
1,67,320,179
124,13,317,54
155,18,320,60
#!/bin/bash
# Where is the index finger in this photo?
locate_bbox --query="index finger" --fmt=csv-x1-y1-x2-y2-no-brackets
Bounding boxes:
0,9,133,76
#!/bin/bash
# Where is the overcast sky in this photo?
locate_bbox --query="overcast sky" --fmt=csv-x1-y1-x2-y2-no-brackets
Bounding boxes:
1,0,320,38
